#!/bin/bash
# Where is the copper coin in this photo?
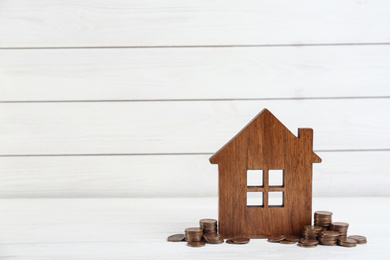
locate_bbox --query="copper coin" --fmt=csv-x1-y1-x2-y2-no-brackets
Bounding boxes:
348,235,367,244
200,218,217,224
185,227,203,233
203,233,220,239
300,239,319,245
268,235,286,242
232,237,250,244
314,211,333,216
338,238,357,244
303,225,323,231
207,239,224,244
167,234,186,242
187,241,206,247
204,233,224,244
331,222,349,227
280,240,296,244
320,231,340,237
297,243,317,248
285,235,301,242
320,243,337,246
226,239,235,244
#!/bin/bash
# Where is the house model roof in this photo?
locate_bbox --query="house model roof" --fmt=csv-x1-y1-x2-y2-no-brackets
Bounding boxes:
209,108,322,164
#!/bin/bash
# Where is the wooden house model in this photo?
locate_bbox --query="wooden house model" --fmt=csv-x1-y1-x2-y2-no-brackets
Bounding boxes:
209,109,321,238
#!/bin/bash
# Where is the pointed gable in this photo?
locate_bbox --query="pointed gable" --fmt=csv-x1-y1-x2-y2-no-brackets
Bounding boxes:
209,109,321,165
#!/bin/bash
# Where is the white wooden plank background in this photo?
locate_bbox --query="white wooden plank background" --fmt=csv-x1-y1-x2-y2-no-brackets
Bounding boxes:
0,152,388,198
0,197,388,259
1,0,390,200
1,0,390,47
1,45,390,101
0,99,389,155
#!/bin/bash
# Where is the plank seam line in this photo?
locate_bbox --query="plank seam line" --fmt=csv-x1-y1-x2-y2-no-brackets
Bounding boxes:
1,96,390,104
0,42,389,50
0,149,389,157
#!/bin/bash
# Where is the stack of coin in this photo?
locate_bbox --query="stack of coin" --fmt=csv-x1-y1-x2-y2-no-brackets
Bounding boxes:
199,218,217,234
314,211,333,230
330,222,349,238
318,231,340,246
185,227,203,242
338,237,357,247
348,235,367,244
302,225,323,239
298,238,319,248
203,233,224,244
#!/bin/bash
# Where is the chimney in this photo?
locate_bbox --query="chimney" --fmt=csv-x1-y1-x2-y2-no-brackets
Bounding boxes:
298,128,313,148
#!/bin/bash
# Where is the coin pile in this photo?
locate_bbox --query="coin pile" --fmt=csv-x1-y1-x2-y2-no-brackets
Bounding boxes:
298,238,319,248
318,231,340,246
330,222,349,238
199,218,217,234
168,218,226,247
338,237,357,247
314,211,333,230
302,225,323,239
203,233,224,244
348,235,367,244
185,227,203,242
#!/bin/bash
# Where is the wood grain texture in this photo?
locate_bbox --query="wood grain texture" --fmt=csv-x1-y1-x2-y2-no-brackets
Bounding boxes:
0,152,388,198
0,0,389,48
210,109,321,238
0,99,389,155
1,45,390,101
0,197,388,259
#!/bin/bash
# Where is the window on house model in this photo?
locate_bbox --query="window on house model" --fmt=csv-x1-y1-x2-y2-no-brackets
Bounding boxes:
246,169,284,208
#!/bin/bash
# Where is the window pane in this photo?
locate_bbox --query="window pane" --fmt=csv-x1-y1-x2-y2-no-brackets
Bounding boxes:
247,192,263,207
247,170,263,187
269,191,284,207
269,170,284,187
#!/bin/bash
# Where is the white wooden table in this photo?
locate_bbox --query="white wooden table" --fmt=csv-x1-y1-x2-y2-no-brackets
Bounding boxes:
0,197,388,259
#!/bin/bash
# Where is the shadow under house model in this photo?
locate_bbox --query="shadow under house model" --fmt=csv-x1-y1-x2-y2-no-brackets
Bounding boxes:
209,109,322,238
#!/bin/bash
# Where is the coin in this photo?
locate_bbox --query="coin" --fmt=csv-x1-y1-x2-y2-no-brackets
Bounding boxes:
185,227,203,242
167,234,186,242
320,231,340,237
348,235,367,244
225,239,235,244
315,211,333,216
299,238,319,245
338,237,357,247
232,237,250,244
297,242,317,248
187,241,206,247
268,235,286,242
204,233,224,244
200,218,218,234
285,235,301,242
280,240,296,244
330,222,349,238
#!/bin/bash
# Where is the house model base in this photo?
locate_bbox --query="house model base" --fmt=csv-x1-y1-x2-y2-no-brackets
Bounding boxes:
209,109,321,238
